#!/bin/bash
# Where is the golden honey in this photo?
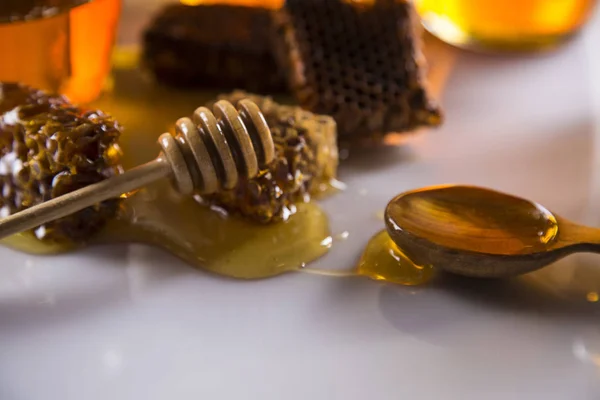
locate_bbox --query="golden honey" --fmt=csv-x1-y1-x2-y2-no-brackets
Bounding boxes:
104,184,331,279
385,185,559,257
357,230,435,285
0,0,121,103
2,184,332,279
415,0,597,51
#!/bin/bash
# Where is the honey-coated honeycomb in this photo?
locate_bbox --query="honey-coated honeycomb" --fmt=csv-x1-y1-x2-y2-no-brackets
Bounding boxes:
273,0,442,138
0,83,123,243
142,3,286,93
204,91,338,223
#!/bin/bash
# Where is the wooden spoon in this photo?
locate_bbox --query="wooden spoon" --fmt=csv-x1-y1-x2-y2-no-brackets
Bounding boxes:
385,185,600,278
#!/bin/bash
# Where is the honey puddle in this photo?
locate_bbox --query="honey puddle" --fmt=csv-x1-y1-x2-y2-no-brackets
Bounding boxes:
102,183,331,279
302,230,435,285
355,230,434,285
2,183,331,280
1,192,432,284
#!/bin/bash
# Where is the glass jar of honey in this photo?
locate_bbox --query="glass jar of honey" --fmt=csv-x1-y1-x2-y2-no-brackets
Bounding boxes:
414,0,598,51
0,0,121,104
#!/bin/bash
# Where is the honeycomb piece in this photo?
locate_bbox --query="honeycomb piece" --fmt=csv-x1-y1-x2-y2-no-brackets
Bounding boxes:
0,82,123,244
204,91,338,223
272,0,442,138
142,3,286,93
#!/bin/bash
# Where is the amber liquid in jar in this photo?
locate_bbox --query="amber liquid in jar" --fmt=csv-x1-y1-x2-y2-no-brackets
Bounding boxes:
415,0,597,51
0,0,121,103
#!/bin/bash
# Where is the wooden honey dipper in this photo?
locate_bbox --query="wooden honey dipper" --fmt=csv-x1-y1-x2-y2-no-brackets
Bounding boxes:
0,99,275,240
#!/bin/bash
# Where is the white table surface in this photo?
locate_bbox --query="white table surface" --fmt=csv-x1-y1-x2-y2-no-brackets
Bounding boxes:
2,3,600,400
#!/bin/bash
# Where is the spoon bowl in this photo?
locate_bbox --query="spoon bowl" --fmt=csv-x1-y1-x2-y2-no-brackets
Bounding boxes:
384,185,600,278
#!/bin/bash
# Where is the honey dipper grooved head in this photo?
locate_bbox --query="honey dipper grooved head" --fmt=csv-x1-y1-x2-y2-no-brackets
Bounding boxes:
158,99,275,195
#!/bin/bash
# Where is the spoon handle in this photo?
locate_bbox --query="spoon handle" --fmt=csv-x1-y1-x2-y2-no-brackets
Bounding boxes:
557,220,600,252
0,159,171,241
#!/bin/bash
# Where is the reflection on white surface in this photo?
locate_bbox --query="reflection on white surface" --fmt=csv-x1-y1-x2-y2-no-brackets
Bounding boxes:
335,231,350,241
573,329,600,369
124,244,194,301
38,293,56,306
103,349,124,373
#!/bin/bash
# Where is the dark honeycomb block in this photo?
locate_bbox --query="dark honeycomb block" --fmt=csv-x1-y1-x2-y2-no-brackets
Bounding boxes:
272,0,442,138
0,82,123,244
142,3,286,93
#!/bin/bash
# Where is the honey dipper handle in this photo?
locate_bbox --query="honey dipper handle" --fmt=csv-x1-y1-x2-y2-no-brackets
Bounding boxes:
0,159,172,241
